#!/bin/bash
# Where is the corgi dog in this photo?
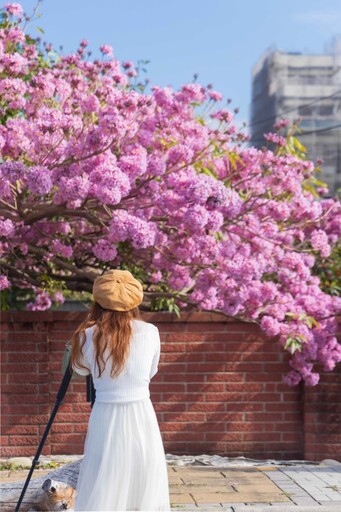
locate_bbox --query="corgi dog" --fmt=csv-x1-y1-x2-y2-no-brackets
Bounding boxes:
25,479,76,511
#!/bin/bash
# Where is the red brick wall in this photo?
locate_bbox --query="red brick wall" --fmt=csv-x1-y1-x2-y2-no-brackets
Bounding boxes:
1,311,340,461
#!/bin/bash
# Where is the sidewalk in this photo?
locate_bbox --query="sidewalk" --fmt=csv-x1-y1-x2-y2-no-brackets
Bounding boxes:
168,462,341,511
1,457,341,511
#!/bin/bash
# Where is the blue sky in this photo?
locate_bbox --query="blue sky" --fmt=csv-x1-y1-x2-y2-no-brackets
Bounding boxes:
15,0,341,128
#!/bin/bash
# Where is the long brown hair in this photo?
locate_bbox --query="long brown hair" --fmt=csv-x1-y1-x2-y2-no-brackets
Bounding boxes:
71,302,140,378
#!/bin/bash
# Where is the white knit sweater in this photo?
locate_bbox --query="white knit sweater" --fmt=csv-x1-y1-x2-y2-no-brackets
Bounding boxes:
72,319,161,403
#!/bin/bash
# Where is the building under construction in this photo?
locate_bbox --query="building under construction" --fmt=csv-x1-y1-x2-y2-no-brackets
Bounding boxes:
250,38,341,195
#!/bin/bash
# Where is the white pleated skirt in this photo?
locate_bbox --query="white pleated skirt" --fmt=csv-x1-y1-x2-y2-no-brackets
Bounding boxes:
74,398,170,512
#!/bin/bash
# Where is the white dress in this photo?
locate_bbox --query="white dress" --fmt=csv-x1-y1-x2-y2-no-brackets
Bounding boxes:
73,319,170,512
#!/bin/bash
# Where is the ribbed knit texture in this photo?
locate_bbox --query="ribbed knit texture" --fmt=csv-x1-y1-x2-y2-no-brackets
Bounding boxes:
73,319,161,403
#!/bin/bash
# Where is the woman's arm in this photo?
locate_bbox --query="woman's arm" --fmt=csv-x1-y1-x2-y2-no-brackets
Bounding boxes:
149,327,161,379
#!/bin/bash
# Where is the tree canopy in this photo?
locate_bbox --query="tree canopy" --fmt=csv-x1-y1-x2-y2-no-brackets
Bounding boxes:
0,3,340,385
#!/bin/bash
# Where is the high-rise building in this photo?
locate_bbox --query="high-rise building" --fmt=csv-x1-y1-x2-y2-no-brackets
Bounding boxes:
250,38,341,195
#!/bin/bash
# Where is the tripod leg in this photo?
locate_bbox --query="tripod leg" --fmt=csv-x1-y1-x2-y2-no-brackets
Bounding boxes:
86,374,96,408
15,365,73,512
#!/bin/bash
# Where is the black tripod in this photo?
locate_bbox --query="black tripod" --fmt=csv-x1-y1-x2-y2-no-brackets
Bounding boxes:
15,363,95,512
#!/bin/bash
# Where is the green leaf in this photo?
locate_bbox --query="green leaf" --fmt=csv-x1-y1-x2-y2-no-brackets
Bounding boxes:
228,151,244,170
201,167,217,179
302,183,320,197
284,334,308,354
36,26,45,34
305,316,319,328
310,177,328,188
293,137,307,153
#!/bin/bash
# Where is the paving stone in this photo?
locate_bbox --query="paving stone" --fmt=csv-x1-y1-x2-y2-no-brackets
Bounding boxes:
191,491,242,504
194,505,223,509
4,469,52,483
170,492,196,504
170,505,198,511
7,457,32,468
323,489,341,499
169,476,187,486
233,493,287,503
291,496,321,505
233,505,341,512
180,477,228,486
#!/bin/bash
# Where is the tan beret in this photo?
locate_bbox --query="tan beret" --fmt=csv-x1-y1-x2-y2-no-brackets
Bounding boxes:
93,269,143,311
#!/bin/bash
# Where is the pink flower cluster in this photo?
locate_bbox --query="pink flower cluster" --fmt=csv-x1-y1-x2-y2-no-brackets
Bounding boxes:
264,132,286,146
4,3,23,17
273,118,289,131
1,5,340,386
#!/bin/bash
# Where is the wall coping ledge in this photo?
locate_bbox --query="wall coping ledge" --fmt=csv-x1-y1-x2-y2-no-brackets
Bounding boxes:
1,311,240,323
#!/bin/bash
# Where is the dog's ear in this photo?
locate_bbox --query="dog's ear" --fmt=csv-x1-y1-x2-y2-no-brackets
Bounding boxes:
42,479,52,492
42,478,57,493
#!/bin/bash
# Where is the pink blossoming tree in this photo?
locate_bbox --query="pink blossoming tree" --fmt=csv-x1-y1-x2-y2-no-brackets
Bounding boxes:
0,3,340,385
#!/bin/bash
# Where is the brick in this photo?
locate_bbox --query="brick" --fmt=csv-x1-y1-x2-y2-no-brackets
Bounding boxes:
205,412,244,422
187,383,225,393
159,359,187,374
265,402,299,411
2,424,39,435
163,412,206,422
9,435,40,446
8,373,48,384
1,404,41,415
15,414,49,425
206,432,241,442
152,383,186,393
166,333,205,343
2,383,47,394
0,446,48,457
158,422,190,432
207,373,244,382
2,342,38,352
281,432,302,443
225,362,264,372
162,432,204,442
204,352,231,361
154,402,187,412
187,402,225,412
158,323,188,332
52,433,85,444
205,332,248,342
2,393,49,405
55,413,86,423
2,363,40,373
187,363,225,372
71,403,92,413
51,445,84,455
163,342,207,353
51,424,75,433
171,372,205,382
245,412,282,421
190,323,226,332
73,423,88,433
243,432,281,441
161,393,190,402
162,353,185,363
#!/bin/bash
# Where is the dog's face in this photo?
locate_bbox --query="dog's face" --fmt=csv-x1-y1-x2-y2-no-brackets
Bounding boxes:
41,479,76,511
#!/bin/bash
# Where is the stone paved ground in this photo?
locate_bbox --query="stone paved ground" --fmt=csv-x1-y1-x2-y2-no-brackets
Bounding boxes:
1,456,341,511
168,464,341,511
